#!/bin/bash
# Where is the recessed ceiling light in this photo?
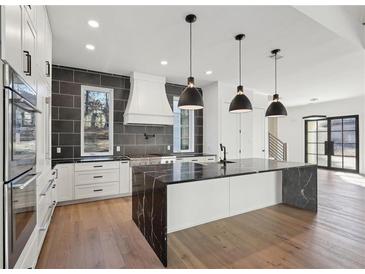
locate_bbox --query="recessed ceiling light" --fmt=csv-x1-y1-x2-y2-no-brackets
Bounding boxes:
160,60,168,66
88,20,99,28
85,44,95,50
205,70,213,75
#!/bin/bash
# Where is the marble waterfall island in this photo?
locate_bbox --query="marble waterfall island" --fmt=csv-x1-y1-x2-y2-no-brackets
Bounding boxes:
131,158,317,267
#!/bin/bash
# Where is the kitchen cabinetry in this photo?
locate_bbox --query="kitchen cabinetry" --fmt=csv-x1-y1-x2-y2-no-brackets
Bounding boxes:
1,5,52,92
55,164,74,202
175,156,216,163
54,161,131,203
1,5,23,74
120,161,131,194
1,4,53,269
22,8,37,90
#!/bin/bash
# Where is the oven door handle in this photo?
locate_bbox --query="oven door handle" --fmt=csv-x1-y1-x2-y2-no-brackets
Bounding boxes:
11,98,42,114
13,173,40,190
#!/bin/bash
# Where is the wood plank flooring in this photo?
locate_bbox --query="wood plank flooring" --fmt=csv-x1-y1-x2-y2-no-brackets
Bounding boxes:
36,169,365,268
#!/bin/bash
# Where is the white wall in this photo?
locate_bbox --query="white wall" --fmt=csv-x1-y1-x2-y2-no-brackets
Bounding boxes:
277,96,365,174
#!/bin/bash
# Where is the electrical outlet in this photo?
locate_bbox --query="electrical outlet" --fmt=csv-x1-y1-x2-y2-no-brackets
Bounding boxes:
56,147,61,153
167,145,171,151
116,146,121,152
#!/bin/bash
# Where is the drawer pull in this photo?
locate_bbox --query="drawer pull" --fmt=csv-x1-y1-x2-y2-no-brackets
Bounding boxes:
93,189,103,192
121,161,128,164
41,179,54,196
93,165,103,168
191,159,198,162
93,175,103,179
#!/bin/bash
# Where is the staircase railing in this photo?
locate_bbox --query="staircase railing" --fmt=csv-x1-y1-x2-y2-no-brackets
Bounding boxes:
268,133,287,161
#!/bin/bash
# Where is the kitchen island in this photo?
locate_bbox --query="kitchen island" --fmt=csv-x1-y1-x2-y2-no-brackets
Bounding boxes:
132,158,317,266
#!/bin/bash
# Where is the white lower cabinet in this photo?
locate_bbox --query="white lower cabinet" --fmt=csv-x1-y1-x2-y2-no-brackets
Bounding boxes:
75,182,120,200
120,161,131,194
175,155,216,163
54,160,131,203
55,163,74,202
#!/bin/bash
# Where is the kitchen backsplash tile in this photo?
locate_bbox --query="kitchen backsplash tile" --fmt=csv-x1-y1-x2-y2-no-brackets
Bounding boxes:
51,65,203,160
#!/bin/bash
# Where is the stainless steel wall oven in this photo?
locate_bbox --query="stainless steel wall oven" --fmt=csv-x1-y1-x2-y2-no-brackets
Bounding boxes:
3,64,41,268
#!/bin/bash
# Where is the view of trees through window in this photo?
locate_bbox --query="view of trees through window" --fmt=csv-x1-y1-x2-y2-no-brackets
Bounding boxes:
81,86,113,155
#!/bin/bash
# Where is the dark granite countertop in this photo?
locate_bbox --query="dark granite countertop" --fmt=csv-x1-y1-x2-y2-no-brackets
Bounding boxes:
132,158,316,185
52,156,130,168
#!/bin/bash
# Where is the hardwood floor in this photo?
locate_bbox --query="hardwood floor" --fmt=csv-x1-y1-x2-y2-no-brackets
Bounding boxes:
36,169,365,268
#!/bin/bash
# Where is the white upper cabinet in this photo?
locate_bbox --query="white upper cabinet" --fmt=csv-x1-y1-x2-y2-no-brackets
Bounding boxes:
1,5,52,92
22,7,37,90
1,5,23,75
35,6,52,89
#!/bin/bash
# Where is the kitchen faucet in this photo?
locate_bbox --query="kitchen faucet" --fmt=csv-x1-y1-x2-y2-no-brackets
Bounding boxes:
220,143,227,166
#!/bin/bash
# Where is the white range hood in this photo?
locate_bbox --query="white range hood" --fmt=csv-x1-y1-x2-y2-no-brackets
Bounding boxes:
124,72,173,125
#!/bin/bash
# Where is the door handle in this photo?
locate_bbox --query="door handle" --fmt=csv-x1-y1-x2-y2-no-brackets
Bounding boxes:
330,141,335,156
45,61,51,77
324,141,328,155
23,51,31,76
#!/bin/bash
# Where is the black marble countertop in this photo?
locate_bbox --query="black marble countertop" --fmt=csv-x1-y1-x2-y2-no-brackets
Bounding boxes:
132,158,316,185
173,153,216,158
52,156,130,168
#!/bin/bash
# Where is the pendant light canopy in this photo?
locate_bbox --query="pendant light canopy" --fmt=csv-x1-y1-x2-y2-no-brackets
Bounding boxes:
265,49,287,117
178,14,204,110
229,34,252,113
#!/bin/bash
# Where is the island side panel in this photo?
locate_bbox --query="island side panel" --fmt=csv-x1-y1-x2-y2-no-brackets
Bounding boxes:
132,169,167,267
282,166,317,212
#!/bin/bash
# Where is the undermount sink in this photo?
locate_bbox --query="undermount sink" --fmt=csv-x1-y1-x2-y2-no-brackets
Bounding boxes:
219,160,236,164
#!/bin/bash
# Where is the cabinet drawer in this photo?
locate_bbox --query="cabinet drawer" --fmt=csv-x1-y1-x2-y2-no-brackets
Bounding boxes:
74,170,119,186
38,183,53,225
74,161,119,172
75,182,119,200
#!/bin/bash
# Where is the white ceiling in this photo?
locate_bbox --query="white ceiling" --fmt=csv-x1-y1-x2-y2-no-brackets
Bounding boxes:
47,5,365,106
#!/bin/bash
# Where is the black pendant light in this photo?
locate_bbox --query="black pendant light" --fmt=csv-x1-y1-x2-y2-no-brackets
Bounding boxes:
229,34,252,113
265,49,287,117
178,14,204,110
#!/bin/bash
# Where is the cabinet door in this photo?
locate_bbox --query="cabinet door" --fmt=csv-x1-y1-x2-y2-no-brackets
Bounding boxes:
23,5,36,28
55,164,74,202
119,161,131,194
1,5,23,74
22,9,37,90
44,13,52,87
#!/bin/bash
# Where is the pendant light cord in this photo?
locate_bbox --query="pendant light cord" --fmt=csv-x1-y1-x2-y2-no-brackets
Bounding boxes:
239,39,242,86
274,52,277,95
190,22,192,77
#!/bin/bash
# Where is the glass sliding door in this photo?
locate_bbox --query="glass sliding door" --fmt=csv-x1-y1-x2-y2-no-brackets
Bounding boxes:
305,115,359,173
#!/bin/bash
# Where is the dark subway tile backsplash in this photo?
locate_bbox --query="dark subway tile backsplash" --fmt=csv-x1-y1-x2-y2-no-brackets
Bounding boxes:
51,65,203,161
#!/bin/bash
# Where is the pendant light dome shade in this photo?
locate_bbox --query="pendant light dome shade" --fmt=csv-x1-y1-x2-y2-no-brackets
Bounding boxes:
229,34,252,113
178,77,203,110
229,85,252,112
178,14,204,110
265,94,287,117
265,49,287,118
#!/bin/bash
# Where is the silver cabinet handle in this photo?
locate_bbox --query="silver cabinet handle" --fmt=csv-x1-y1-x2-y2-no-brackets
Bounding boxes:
93,189,103,192
40,179,54,196
23,50,31,76
93,175,103,179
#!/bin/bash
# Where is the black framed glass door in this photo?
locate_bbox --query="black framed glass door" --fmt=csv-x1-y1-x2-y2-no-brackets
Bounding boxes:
305,115,359,173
